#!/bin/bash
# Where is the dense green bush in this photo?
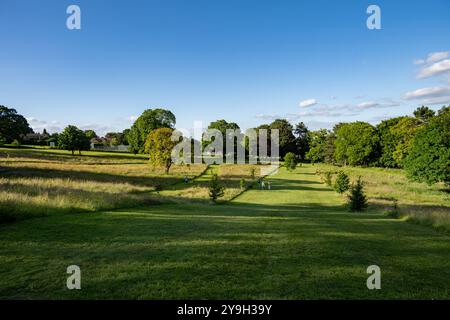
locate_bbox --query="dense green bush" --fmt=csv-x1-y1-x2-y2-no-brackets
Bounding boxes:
284,152,297,171
240,178,246,190
404,110,450,187
333,171,350,193
323,171,333,187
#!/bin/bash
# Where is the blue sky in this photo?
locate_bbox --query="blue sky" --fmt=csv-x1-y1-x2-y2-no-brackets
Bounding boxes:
1,0,450,136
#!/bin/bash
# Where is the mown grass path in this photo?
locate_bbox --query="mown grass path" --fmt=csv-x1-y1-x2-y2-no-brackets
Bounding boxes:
0,165,449,299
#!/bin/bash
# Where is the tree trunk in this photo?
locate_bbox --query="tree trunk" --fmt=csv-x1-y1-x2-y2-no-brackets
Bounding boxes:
165,161,171,174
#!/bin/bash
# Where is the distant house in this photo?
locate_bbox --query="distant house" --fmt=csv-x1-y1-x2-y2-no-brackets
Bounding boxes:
22,132,49,144
90,137,129,152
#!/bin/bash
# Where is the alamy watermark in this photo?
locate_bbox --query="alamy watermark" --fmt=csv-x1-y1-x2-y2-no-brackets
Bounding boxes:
170,122,280,175
66,5,382,31
66,5,81,30
66,265,81,290
366,265,381,290
367,5,381,30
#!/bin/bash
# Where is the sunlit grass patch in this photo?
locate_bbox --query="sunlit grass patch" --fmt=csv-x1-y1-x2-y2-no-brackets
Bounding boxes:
157,164,269,202
0,148,207,222
314,164,450,231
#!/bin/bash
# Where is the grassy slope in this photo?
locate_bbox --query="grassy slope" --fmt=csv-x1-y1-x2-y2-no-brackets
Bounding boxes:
314,164,450,231
157,164,267,202
1,165,449,299
0,147,206,221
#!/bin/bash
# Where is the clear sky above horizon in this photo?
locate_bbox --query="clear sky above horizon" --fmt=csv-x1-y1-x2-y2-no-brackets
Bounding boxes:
1,0,450,136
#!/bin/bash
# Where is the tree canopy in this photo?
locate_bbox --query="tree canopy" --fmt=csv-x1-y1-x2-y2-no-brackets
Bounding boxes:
390,117,422,167
202,119,240,156
58,125,91,155
305,129,328,163
404,110,450,187
128,109,176,154
0,105,32,143
145,127,178,173
84,130,97,140
269,119,296,158
294,122,310,160
376,117,405,168
413,106,435,123
334,122,379,166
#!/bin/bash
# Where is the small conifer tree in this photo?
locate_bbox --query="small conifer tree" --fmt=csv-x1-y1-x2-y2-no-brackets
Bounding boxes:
209,174,225,203
334,171,350,193
347,176,368,212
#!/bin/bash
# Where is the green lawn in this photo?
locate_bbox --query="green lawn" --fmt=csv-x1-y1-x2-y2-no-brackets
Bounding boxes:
1,165,449,299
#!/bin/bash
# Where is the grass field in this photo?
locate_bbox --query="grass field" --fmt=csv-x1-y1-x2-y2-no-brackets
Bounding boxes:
314,164,450,231
0,147,207,222
0,149,449,299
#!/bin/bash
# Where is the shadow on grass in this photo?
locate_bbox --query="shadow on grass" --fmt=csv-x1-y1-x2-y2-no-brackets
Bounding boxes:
0,147,147,162
0,198,449,299
0,166,183,188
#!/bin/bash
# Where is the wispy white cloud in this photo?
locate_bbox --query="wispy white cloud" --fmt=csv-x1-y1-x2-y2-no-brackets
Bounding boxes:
299,98,317,108
26,117,63,133
255,114,282,121
426,51,449,63
404,86,450,100
357,101,379,109
25,116,126,136
417,59,450,79
414,51,449,66
419,96,450,105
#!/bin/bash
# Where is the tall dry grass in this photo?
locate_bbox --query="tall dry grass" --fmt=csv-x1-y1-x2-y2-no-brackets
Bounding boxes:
0,149,207,222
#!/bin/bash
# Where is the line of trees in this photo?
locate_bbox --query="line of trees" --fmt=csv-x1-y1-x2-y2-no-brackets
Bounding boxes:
306,106,450,186
2,104,449,186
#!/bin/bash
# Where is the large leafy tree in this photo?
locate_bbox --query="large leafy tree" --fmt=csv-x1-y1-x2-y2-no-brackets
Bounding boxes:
334,122,379,166
390,117,422,167
376,116,405,168
294,122,310,161
305,129,328,163
145,127,178,173
58,125,91,155
404,110,450,187
324,131,337,164
0,105,32,142
269,119,296,158
128,109,176,154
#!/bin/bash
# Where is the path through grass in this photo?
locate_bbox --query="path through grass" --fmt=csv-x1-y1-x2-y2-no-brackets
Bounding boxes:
0,165,449,299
